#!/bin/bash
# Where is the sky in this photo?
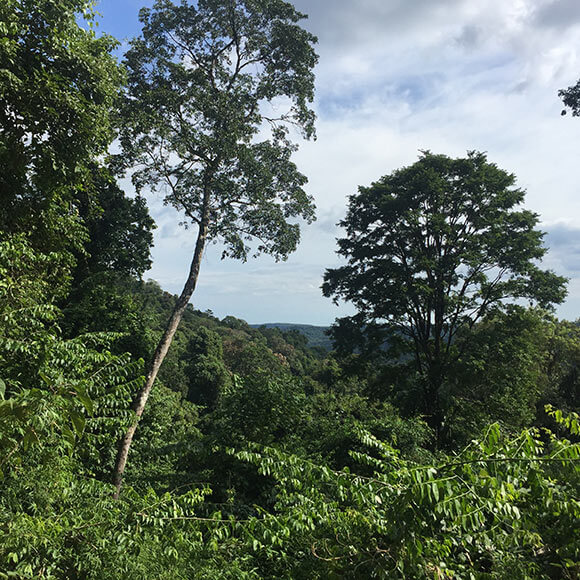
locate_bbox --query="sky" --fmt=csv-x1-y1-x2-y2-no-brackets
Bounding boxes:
95,0,580,326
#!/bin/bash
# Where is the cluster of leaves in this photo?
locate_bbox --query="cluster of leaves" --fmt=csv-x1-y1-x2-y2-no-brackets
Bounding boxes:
227,408,579,579
0,233,143,476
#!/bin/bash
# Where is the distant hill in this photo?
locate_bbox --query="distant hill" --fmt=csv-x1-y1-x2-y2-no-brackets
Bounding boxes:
251,323,333,351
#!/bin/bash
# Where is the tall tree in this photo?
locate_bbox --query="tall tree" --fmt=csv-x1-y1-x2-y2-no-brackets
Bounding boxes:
323,151,567,443
112,0,318,495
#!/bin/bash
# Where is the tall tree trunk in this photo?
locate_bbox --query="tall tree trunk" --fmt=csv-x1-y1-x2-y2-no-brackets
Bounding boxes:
112,210,210,499
424,365,446,449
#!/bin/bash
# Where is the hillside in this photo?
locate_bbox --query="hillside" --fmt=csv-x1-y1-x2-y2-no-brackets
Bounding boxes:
251,323,333,350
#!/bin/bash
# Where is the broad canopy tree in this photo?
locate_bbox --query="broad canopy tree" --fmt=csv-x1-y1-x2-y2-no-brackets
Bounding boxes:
323,152,567,442
112,0,318,495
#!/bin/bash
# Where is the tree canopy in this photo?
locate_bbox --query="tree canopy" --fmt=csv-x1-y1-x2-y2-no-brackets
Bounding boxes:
74,166,156,279
323,151,567,441
0,0,123,256
116,0,318,260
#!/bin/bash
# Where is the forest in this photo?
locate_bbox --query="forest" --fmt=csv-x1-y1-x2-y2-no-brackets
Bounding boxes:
1,0,579,578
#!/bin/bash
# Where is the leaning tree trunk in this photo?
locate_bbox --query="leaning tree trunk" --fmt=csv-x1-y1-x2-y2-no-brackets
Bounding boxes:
112,209,210,499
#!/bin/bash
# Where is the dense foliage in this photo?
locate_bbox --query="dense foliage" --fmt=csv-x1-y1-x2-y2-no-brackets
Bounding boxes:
1,1,579,579
0,0,122,260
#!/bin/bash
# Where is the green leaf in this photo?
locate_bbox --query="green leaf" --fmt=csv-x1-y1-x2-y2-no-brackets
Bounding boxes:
75,387,94,415
432,484,440,502
22,427,39,450
70,411,86,436
62,425,76,449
